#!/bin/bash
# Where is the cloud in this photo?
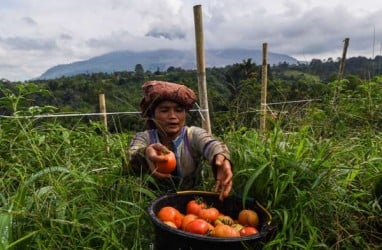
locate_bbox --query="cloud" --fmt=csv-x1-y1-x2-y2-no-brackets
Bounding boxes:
1,36,57,51
145,26,186,40
60,34,73,40
1,0,382,81
200,3,382,60
22,16,37,26
278,7,382,57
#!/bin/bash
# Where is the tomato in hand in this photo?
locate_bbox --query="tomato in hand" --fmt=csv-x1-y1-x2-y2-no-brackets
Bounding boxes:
156,150,176,174
238,209,259,227
239,226,259,236
157,206,183,228
186,199,206,215
212,224,240,237
184,219,212,235
198,207,220,223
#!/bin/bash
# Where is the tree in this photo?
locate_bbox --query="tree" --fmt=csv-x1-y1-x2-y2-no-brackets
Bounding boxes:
134,64,144,81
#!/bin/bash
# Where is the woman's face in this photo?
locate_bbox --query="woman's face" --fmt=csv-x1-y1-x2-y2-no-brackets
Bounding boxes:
153,100,186,137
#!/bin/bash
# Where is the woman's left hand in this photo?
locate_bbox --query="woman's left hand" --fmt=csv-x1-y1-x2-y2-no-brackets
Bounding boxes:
213,154,233,200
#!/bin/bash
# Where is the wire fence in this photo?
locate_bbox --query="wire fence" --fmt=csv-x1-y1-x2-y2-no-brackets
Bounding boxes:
0,109,208,119
0,99,319,120
3,96,380,120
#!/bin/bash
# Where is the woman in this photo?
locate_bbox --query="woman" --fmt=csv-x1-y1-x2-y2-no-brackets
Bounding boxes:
125,80,232,200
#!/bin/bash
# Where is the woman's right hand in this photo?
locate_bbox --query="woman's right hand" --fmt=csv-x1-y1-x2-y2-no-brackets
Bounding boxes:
145,143,173,179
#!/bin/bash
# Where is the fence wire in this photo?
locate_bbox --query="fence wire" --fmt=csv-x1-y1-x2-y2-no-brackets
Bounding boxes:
0,99,319,120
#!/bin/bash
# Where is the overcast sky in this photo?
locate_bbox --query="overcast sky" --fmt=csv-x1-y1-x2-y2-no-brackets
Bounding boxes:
1,0,382,81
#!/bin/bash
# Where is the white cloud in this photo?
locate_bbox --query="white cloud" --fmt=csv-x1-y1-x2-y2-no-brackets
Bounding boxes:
1,0,382,81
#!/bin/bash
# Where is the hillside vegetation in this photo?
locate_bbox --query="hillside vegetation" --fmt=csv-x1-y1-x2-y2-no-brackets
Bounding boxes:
0,60,381,249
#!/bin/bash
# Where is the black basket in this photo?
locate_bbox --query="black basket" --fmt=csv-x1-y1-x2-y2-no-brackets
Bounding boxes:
147,191,273,250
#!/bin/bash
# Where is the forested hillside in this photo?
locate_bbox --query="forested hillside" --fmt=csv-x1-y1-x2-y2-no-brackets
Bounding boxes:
1,55,381,134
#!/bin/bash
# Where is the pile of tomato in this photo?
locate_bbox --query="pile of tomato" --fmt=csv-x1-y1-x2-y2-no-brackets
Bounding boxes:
156,198,260,238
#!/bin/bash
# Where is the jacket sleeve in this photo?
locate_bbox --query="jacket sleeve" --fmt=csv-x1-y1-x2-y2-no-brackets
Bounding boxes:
123,131,151,174
188,126,231,164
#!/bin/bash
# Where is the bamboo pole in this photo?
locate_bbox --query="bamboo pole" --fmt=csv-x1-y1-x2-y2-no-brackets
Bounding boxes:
338,38,349,80
193,5,212,134
99,93,107,129
260,43,268,135
98,93,110,152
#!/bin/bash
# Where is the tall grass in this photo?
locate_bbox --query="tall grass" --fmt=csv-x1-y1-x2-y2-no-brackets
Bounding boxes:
1,114,158,249
226,126,381,249
1,82,381,249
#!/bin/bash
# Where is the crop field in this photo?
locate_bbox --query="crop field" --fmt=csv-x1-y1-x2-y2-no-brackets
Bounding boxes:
1,78,381,249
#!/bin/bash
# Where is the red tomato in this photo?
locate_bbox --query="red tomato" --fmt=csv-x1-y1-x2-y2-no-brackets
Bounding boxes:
231,223,244,232
239,226,259,236
238,209,259,227
186,199,206,215
163,221,177,228
213,224,240,237
198,207,220,223
156,151,176,174
214,215,234,226
181,214,198,230
157,206,183,228
184,219,212,235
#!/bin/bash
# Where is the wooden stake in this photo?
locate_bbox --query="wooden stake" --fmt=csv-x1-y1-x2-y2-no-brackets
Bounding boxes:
99,93,107,129
338,38,349,80
193,5,212,134
98,93,109,152
260,43,268,135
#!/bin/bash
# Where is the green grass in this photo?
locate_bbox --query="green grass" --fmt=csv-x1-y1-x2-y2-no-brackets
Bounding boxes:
0,118,158,249
227,127,381,249
1,81,381,249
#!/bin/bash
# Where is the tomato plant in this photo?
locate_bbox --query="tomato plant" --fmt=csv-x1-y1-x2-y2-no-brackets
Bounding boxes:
198,207,220,223
238,209,259,227
184,219,212,235
157,206,183,228
213,224,240,237
239,226,259,236
186,198,206,215
156,150,176,174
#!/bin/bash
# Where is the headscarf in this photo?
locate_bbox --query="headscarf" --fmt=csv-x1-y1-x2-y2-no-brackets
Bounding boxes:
140,80,197,118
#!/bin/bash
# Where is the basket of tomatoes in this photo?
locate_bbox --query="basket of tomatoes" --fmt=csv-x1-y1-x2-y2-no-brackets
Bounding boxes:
147,190,273,250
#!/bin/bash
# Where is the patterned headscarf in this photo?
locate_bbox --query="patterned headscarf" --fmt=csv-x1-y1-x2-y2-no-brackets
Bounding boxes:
140,80,197,118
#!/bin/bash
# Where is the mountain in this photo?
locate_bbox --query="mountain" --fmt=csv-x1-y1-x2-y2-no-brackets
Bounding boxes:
39,49,299,79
